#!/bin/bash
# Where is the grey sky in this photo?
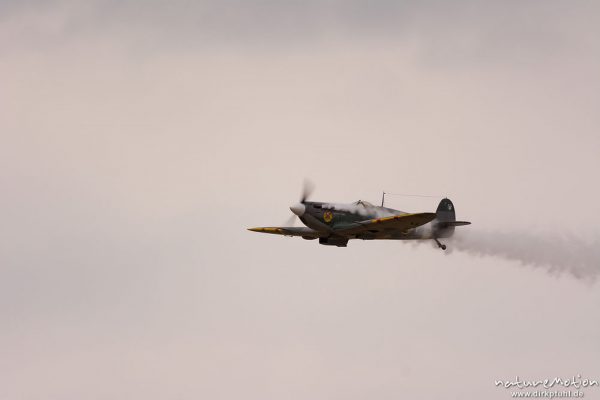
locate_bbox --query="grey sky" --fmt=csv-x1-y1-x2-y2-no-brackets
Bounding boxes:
1,1,599,399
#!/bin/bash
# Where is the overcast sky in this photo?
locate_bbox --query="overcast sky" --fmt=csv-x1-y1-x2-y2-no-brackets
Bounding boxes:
1,1,599,399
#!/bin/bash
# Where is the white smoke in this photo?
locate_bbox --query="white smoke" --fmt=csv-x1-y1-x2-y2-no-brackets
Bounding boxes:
447,228,600,281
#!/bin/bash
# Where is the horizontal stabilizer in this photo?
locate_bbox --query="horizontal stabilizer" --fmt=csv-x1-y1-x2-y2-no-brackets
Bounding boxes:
439,221,471,227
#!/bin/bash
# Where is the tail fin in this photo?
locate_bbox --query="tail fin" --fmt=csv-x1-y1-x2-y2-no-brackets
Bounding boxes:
435,198,471,237
436,198,456,222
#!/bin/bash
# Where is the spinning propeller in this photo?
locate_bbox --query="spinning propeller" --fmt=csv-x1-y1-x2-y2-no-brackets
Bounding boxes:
284,180,314,226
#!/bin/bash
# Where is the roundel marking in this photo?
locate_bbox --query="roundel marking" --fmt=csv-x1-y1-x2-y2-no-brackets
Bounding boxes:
323,210,333,223
447,203,453,210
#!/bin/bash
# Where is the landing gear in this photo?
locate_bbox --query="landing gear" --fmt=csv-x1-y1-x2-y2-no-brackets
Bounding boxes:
434,238,447,251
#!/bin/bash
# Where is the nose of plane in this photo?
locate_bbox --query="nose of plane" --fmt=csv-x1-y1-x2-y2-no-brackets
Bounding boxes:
290,203,306,216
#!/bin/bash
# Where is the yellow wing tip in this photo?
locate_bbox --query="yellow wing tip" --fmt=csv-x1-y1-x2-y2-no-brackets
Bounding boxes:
248,227,283,233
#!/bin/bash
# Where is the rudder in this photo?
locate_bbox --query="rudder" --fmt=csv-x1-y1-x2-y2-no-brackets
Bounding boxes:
436,198,456,222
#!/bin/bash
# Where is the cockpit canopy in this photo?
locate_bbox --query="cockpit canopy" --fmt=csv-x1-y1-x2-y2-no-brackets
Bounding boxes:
353,200,375,207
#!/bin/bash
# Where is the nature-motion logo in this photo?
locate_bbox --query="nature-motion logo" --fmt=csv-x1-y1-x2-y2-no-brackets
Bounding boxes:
495,375,598,398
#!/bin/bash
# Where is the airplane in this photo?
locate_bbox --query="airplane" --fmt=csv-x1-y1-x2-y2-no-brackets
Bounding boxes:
248,183,471,249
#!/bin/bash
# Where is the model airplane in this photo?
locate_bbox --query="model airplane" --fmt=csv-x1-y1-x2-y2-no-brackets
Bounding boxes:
248,183,471,249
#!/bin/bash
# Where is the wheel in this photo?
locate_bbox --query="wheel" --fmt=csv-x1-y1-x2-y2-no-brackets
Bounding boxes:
441,244,447,250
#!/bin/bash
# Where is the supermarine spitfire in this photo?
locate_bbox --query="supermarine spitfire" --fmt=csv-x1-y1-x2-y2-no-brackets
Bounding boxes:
248,183,471,249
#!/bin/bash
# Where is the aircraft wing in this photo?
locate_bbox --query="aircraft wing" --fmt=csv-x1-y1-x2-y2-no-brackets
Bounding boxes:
248,213,436,239
247,226,324,238
335,212,437,235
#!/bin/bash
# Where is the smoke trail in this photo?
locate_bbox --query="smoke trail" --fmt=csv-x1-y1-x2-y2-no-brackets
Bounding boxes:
448,229,600,281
